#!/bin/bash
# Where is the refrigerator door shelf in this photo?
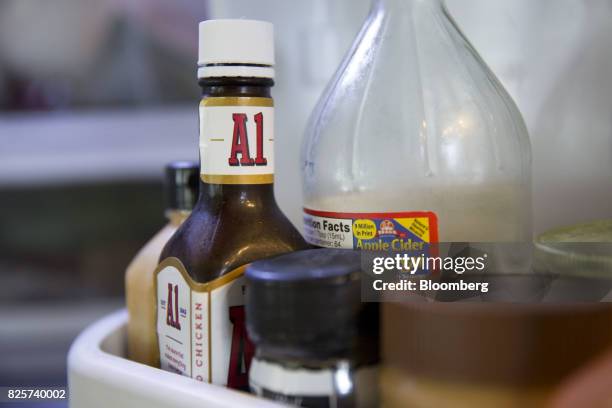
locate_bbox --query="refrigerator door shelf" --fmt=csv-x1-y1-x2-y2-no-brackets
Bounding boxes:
68,309,282,408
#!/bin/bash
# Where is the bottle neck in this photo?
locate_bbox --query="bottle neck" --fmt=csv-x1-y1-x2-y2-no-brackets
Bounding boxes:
375,0,443,11
198,77,275,203
197,182,275,209
198,77,274,99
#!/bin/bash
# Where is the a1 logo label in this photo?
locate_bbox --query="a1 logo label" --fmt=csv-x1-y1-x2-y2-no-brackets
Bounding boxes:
200,100,274,183
229,112,268,167
157,265,192,377
165,283,181,330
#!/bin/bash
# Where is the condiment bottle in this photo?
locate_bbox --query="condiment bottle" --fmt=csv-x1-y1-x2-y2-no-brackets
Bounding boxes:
382,302,612,408
125,161,198,367
155,19,308,389
246,249,379,407
301,0,532,248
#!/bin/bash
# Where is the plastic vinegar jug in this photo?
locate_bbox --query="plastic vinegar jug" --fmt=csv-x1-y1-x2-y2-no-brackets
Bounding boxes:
301,0,532,249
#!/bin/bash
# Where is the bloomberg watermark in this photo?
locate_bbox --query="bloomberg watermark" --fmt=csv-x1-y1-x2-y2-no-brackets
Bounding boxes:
358,242,578,302
370,251,490,295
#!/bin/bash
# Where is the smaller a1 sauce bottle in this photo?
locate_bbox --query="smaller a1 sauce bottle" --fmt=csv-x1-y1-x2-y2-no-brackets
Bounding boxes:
126,161,198,367
246,249,379,407
155,19,308,389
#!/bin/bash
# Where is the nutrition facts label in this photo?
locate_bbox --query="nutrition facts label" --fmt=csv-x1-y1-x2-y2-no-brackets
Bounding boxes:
303,209,439,250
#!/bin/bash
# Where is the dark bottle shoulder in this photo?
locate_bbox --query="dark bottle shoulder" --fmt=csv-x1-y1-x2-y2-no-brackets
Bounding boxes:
160,203,309,283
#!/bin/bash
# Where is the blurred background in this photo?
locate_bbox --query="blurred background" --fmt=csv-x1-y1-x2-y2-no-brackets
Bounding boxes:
0,0,610,399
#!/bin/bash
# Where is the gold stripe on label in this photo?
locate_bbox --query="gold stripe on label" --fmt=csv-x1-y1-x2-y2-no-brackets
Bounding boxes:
201,174,274,185
208,288,212,382
201,97,274,107
156,257,249,292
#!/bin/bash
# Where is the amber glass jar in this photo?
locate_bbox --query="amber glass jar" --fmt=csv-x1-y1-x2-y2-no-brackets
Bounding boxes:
382,302,612,408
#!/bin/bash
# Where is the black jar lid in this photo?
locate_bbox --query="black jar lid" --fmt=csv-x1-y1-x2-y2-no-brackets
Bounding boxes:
164,161,199,211
246,249,378,362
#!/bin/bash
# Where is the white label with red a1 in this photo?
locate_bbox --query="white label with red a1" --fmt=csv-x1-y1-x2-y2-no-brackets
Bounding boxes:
156,262,252,388
157,265,193,376
199,99,274,181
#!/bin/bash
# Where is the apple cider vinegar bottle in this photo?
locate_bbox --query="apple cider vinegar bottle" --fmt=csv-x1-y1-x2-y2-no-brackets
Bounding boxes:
302,0,532,248
155,19,308,390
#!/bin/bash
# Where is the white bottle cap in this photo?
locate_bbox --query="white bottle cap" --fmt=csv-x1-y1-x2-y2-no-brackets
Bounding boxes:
198,19,275,79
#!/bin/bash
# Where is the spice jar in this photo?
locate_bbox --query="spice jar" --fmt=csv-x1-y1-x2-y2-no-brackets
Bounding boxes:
246,249,379,407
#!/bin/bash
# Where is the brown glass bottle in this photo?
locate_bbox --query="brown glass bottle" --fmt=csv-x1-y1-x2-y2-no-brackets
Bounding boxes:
155,19,308,391
160,78,306,280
